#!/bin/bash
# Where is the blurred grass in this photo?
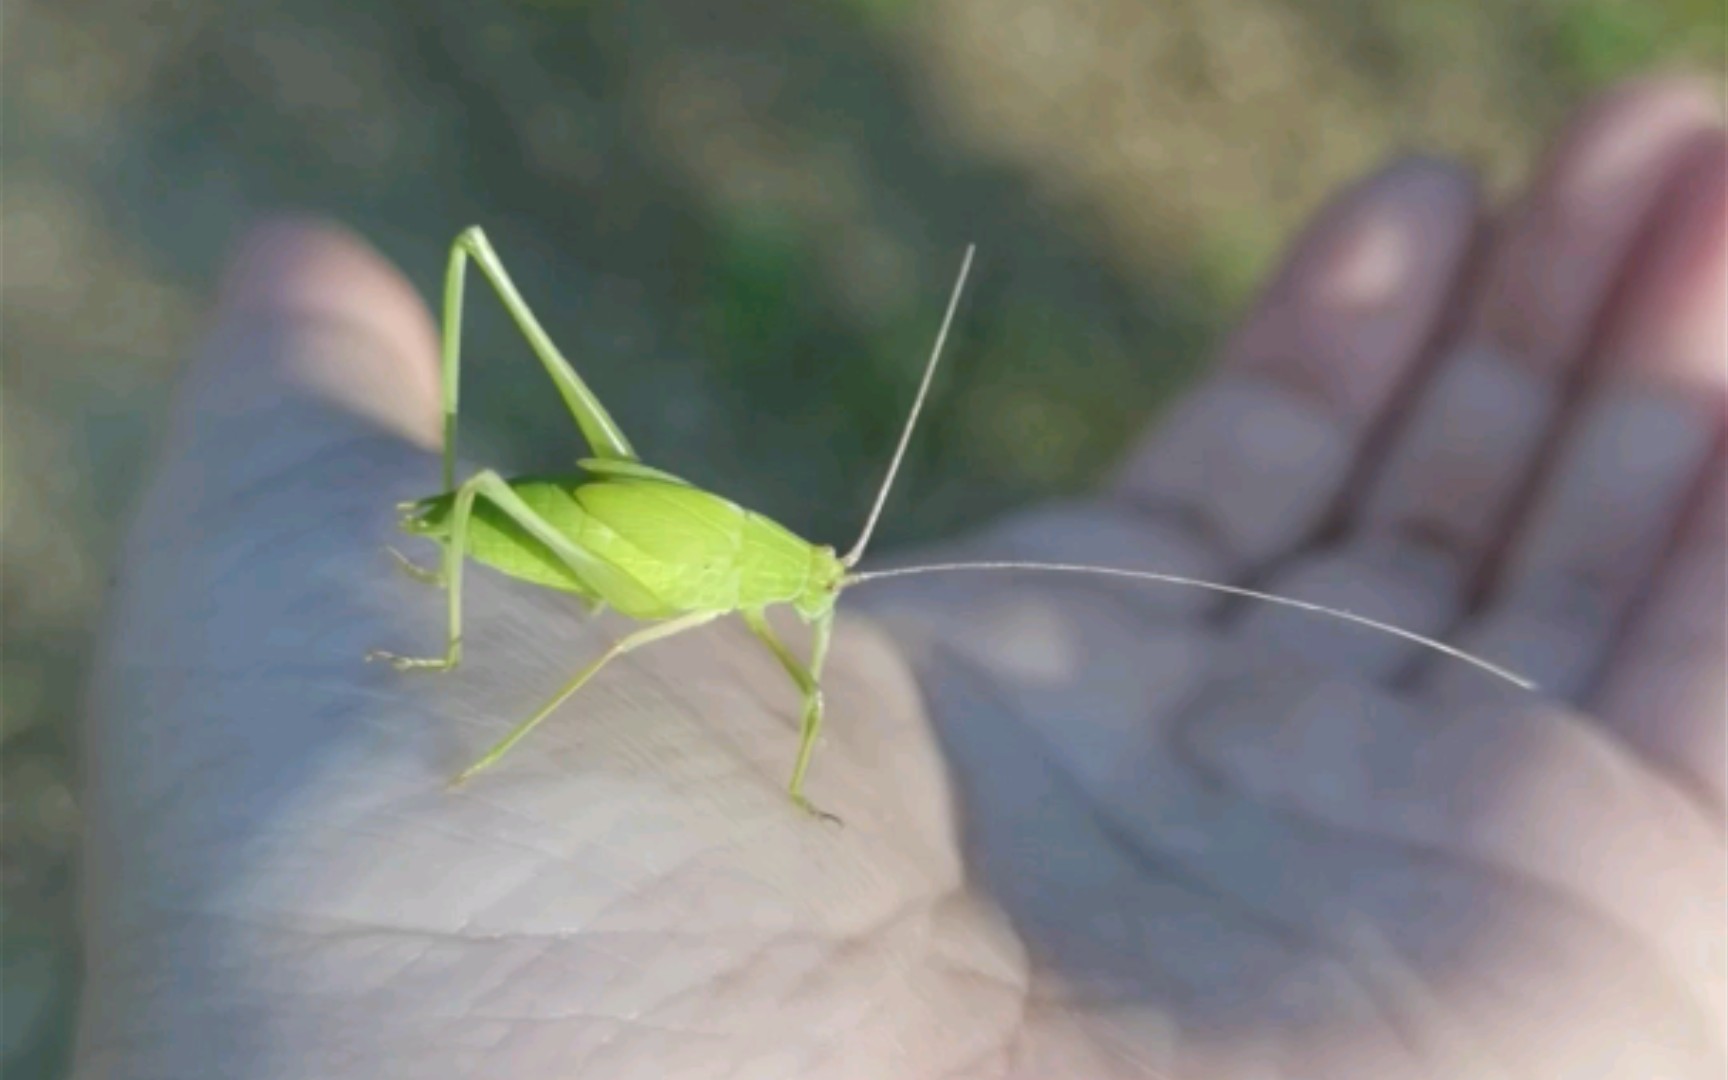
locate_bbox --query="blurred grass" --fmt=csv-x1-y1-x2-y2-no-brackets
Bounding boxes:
2,0,1721,1074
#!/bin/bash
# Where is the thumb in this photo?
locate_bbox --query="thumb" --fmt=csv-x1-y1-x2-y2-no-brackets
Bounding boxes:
99,217,444,676
85,215,446,817
162,218,441,496
84,218,448,916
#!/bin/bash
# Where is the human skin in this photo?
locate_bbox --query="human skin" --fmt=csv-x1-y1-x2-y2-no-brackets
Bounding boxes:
75,77,1724,1078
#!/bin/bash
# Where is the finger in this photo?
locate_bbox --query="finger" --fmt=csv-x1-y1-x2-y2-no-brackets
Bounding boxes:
1360,79,1720,574
1421,131,1727,705
1594,458,1727,809
1310,80,1722,692
1112,157,1480,567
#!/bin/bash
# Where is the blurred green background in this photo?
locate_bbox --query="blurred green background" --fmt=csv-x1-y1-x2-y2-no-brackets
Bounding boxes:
2,0,1720,1074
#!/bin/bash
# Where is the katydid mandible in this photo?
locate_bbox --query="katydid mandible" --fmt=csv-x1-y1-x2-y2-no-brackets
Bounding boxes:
369,226,1533,818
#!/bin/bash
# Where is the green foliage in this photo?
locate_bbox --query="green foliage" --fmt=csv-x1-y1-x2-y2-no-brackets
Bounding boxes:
1548,0,1726,89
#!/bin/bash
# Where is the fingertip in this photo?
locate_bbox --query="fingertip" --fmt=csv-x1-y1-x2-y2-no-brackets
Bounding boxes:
1463,73,1723,376
206,216,442,450
1223,151,1481,417
1298,155,1480,310
1582,73,1723,132
1546,74,1720,213
1600,131,1728,395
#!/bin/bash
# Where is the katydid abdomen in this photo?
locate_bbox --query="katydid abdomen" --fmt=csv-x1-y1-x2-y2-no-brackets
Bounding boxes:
404,474,845,622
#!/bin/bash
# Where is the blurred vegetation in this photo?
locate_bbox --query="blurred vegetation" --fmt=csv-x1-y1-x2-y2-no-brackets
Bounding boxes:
2,0,1721,1074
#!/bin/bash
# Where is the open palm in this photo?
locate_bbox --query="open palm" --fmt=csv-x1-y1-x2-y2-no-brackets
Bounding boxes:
78,80,1724,1079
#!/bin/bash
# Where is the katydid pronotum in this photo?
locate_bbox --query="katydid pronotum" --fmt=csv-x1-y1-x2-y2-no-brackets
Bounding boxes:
369,226,1533,819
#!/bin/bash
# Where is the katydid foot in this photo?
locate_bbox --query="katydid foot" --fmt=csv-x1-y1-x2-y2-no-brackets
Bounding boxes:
365,642,461,672
790,791,843,826
386,545,445,586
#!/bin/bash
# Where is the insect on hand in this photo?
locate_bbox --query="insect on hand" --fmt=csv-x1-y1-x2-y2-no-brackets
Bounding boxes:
369,226,1535,820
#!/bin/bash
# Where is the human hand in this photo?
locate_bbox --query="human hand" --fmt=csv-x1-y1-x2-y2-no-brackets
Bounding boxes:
76,78,1724,1078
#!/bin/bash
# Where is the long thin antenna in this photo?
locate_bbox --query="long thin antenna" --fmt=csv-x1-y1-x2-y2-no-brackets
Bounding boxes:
843,244,977,568
845,560,1536,690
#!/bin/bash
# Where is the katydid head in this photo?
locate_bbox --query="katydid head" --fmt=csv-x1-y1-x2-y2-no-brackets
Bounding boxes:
795,544,848,622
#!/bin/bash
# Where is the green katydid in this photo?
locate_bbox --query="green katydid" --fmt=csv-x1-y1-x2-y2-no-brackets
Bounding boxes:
369,226,1533,818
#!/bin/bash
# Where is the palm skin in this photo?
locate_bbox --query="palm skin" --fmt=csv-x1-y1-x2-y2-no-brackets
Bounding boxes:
77,79,1724,1079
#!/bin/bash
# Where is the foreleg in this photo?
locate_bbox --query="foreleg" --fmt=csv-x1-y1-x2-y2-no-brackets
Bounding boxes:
743,608,838,821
